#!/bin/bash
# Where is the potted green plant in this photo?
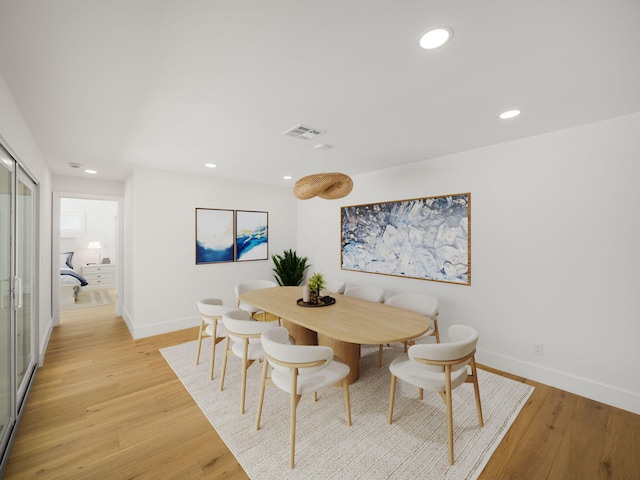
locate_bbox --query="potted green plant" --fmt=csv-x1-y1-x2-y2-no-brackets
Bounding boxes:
271,249,309,286
306,271,326,304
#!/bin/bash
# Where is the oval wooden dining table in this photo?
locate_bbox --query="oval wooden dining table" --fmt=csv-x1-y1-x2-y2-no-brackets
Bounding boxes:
239,286,430,384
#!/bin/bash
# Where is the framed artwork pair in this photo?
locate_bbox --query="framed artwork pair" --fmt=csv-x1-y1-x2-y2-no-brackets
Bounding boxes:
195,209,268,264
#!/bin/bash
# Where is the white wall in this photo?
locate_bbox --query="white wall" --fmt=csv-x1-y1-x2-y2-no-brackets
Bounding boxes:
52,175,125,196
0,73,52,361
60,197,118,266
124,167,297,338
298,112,640,415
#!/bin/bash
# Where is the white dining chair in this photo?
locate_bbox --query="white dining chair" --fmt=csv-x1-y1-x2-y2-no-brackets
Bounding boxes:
323,279,346,295
195,298,237,380
256,326,352,469
388,324,483,465
382,293,440,367
219,309,279,414
344,285,385,303
234,280,278,321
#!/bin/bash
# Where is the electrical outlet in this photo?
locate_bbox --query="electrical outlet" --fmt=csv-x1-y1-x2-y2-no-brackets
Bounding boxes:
534,341,544,356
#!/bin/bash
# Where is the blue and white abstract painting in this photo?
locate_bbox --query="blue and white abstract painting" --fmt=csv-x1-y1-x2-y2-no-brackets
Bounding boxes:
235,210,268,261
341,193,471,285
196,208,234,264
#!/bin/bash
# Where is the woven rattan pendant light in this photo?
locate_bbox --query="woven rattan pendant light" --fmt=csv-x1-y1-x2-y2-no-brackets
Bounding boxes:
293,145,353,200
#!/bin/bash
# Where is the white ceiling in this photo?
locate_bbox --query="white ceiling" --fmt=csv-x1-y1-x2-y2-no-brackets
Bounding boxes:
1,1,639,186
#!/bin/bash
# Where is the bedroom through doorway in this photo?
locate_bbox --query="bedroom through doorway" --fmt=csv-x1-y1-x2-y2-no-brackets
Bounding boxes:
55,195,121,323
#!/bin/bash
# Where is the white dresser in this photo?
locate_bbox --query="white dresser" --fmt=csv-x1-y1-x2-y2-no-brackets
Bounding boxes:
82,264,115,289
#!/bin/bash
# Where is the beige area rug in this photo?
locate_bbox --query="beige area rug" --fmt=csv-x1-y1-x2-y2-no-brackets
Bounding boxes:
61,288,113,310
161,340,533,480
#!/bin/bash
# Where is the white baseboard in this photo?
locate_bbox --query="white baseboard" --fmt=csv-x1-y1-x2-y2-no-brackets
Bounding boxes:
121,306,135,338
477,348,640,416
38,316,54,365
123,309,200,340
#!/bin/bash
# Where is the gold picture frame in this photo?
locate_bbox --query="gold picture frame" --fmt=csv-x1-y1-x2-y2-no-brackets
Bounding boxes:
340,193,471,285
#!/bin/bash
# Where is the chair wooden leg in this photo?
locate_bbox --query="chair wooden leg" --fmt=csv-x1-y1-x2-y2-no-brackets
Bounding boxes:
419,388,424,400
445,365,454,465
209,321,218,380
240,340,249,414
289,369,300,469
219,337,230,391
343,379,352,426
209,338,216,380
377,344,383,368
470,357,484,426
388,374,397,424
256,358,269,430
195,319,205,364
433,319,440,343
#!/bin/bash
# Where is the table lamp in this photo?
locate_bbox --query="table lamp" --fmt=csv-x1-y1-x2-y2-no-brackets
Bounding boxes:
87,241,102,264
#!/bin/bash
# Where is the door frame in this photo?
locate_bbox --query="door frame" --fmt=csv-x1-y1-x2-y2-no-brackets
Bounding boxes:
52,192,124,326
15,166,38,405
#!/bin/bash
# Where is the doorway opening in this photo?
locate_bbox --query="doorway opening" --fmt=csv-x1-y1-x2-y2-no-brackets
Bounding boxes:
52,193,123,326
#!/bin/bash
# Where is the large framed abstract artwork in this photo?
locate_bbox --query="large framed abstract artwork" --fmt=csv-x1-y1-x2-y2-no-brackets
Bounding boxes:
235,210,268,262
195,208,235,264
341,193,471,285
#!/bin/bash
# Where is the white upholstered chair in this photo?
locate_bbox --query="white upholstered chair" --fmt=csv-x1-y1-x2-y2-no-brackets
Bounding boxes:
219,309,278,414
234,280,278,321
256,326,352,469
382,293,441,367
344,285,385,303
388,324,483,465
195,298,236,380
323,279,346,295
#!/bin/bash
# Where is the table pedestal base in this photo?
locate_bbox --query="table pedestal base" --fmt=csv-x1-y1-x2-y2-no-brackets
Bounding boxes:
317,333,359,385
282,319,317,345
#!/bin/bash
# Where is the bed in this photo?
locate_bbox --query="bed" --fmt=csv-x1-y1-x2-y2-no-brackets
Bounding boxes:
60,252,89,306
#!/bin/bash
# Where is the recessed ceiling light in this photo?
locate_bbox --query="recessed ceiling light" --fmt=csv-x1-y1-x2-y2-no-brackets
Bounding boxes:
499,109,522,119
283,175,292,180
205,163,217,168
84,169,97,174
419,27,453,50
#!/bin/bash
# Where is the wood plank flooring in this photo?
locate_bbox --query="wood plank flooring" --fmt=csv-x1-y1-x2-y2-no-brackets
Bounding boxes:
4,301,639,479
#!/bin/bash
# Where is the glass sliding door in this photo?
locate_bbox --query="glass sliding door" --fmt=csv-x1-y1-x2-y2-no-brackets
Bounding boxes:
15,169,37,403
0,141,38,474
0,145,14,464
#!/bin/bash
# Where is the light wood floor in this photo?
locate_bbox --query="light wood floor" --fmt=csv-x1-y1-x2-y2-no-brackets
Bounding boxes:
4,302,639,479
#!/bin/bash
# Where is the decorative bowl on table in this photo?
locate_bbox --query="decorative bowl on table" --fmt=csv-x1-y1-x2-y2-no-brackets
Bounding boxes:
296,296,335,307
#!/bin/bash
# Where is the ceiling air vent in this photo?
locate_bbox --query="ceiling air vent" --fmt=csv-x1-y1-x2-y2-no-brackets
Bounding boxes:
281,124,326,140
